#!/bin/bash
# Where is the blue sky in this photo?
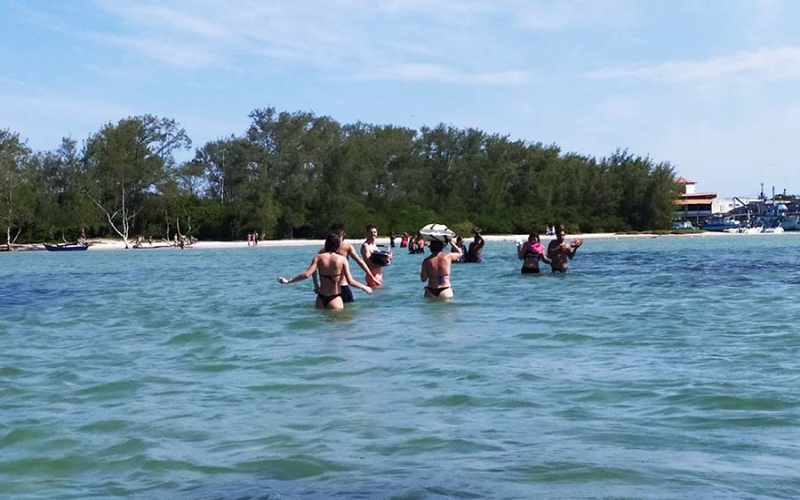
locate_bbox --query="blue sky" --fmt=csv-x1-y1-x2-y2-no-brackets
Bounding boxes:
2,0,800,198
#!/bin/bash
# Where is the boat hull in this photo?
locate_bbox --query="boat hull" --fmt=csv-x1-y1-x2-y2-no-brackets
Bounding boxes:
44,244,89,252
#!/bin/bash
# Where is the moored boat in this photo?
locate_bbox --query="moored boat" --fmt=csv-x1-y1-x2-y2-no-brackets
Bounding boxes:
44,243,89,252
701,215,741,232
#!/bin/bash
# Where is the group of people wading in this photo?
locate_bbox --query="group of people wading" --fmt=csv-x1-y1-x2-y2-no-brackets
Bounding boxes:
278,224,582,310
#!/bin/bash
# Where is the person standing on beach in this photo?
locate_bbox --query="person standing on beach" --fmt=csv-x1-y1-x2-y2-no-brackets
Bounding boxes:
361,225,391,288
464,229,485,263
319,228,375,303
547,224,582,273
278,233,372,310
421,239,462,299
517,232,550,274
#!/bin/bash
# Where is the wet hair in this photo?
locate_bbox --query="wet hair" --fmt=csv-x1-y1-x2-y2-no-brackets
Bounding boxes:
556,224,566,234
429,240,444,253
324,233,341,253
366,224,377,232
528,232,540,242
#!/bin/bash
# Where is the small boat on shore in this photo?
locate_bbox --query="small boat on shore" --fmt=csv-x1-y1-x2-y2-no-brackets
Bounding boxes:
44,243,89,252
701,215,741,232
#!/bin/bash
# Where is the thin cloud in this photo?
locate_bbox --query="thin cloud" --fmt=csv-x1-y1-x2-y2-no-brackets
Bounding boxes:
511,0,638,31
94,32,221,69
360,63,536,86
103,3,233,40
590,46,800,83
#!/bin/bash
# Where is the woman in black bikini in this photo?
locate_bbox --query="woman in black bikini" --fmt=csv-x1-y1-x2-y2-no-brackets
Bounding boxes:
420,239,462,299
278,233,372,310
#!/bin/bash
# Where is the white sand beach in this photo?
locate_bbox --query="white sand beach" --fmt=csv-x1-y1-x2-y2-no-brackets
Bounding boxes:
75,230,753,252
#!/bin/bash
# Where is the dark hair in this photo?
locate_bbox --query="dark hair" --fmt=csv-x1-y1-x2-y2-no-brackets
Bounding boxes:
330,223,346,236
429,240,444,253
324,233,341,253
366,224,377,232
529,232,540,242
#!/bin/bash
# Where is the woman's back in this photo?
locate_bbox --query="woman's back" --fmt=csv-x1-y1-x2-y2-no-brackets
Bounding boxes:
317,252,345,295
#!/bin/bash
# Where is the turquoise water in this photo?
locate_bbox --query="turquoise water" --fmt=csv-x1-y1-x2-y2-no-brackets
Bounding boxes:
2,235,800,499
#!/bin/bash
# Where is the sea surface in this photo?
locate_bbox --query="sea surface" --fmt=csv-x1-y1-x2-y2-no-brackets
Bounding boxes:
2,235,800,499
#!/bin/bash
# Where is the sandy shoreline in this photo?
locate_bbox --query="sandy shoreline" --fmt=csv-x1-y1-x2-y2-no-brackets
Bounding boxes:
5,229,784,252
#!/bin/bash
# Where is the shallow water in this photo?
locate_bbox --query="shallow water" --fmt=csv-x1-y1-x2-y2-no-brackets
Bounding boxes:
2,235,800,499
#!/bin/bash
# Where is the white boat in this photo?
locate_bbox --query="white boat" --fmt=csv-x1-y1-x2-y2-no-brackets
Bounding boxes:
730,190,800,231
726,226,763,234
755,204,799,231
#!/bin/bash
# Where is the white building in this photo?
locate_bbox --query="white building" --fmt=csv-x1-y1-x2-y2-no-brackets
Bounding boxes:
674,178,743,223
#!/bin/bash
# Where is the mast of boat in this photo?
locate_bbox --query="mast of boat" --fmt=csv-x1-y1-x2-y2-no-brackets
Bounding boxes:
733,197,751,226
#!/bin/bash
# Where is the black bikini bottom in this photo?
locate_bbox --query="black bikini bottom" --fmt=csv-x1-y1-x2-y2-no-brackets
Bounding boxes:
317,293,341,308
521,266,540,274
425,286,451,297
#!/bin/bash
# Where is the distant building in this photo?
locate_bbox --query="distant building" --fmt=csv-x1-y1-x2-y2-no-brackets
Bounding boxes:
674,177,739,224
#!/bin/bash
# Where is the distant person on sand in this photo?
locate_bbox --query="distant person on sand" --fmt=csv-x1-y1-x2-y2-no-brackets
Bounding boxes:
247,233,252,247
517,232,550,274
420,238,462,299
319,228,375,304
253,232,259,246
278,232,372,310
464,228,485,263
361,225,391,288
547,224,582,273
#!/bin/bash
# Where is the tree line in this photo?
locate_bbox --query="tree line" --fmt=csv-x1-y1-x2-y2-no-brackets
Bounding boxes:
1,107,683,250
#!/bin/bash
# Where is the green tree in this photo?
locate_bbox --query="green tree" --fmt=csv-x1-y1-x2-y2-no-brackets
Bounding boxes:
0,129,34,250
80,115,191,248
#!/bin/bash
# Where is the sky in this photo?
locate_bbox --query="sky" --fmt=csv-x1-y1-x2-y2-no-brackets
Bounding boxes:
2,0,800,198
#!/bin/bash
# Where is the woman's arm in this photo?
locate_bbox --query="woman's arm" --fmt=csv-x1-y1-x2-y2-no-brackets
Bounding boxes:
278,256,319,284
420,258,429,281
